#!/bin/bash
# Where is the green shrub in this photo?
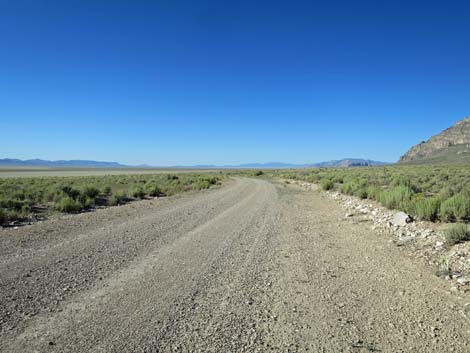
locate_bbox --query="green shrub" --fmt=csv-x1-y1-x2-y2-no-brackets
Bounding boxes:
130,185,145,199
61,185,81,199
102,185,112,195
340,182,355,195
321,179,335,191
415,197,441,221
82,186,100,199
353,187,368,199
54,196,83,213
82,197,95,209
196,180,211,190
254,170,264,176
144,180,161,196
21,204,30,216
439,186,454,199
379,186,414,210
109,191,127,206
0,208,8,225
366,186,382,201
440,194,470,222
445,223,470,245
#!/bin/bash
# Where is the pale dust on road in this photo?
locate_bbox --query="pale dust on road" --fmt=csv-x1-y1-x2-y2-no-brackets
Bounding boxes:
1,177,470,352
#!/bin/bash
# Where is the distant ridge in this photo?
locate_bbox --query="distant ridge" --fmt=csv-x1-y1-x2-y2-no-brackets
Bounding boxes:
0,158,388,169
399,117,470,164
310,159,387,168
0,158,126,168
171,159,388,169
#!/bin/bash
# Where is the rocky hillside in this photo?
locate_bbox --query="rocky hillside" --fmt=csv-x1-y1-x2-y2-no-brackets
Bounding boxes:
399,117,470,164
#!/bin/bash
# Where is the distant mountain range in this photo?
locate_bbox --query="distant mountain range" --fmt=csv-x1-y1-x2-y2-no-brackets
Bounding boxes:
309,159,388,168
0,159,126,168
0,158,387,169
399,117,470,164
217,159,388,169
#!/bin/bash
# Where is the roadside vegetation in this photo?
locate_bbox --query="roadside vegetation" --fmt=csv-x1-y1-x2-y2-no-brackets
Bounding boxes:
0,173,224,226
272,165,470,225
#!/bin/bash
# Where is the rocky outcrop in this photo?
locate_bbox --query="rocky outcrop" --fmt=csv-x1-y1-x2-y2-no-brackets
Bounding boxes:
399,117,470,164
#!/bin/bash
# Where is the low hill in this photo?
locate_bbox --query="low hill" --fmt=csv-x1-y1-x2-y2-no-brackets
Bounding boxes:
399,117,470,164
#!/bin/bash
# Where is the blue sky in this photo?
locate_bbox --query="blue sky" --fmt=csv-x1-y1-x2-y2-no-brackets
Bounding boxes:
1,0,469,165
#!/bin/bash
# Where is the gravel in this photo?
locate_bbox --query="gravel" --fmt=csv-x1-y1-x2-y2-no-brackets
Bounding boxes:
1,178,470,352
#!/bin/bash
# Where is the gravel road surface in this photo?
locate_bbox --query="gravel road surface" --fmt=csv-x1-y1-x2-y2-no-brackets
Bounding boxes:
1,177,470,352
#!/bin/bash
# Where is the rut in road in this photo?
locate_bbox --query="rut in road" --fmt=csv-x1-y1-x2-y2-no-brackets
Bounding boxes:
2,178,470,352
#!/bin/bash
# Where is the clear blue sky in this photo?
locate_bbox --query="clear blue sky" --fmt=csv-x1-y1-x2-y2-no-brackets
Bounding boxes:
1,0,469,165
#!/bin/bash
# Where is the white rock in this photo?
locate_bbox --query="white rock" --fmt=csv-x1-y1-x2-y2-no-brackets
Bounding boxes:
391,212,413,227
457,277,470,285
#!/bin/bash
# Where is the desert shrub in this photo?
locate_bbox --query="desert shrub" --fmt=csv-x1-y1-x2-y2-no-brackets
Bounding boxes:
340,182,355,195
109,191,127,206
332,175,344,183
196,180,211,190
21,204,30,215
207,176,218,185
379,186,414,210
390,176,419,192
82,197,95,209
144,180,161,196
0,198,28,212
445,223,470,245
321,179,334,191
82,186,100,199
351,186,366,199
61,185,81,199
440,194,470,222
0,208,7,225
415,197,441,221
102,185,112,195
54,196,83,213
254,170,264,176
366,186,382,200
130,185,145,199
439,186,455,199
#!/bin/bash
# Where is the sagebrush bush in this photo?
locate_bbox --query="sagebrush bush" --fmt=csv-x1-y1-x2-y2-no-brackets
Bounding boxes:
445,223,470,245
130,185,145,199
0,208,8,225
440,194,470,222
340,182,355,195
353,187,368,199
82,186,100,199
54,196,83,213
144,180,162,196
379,186,414,210
102,185,112,195
366,186,382,201
61,185,81,199
415,196,441,221
196,180,211,190
108,191,127,206
321,179,334,191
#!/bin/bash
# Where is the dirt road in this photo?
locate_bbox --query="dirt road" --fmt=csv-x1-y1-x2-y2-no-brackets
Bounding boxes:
1,178,470,352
